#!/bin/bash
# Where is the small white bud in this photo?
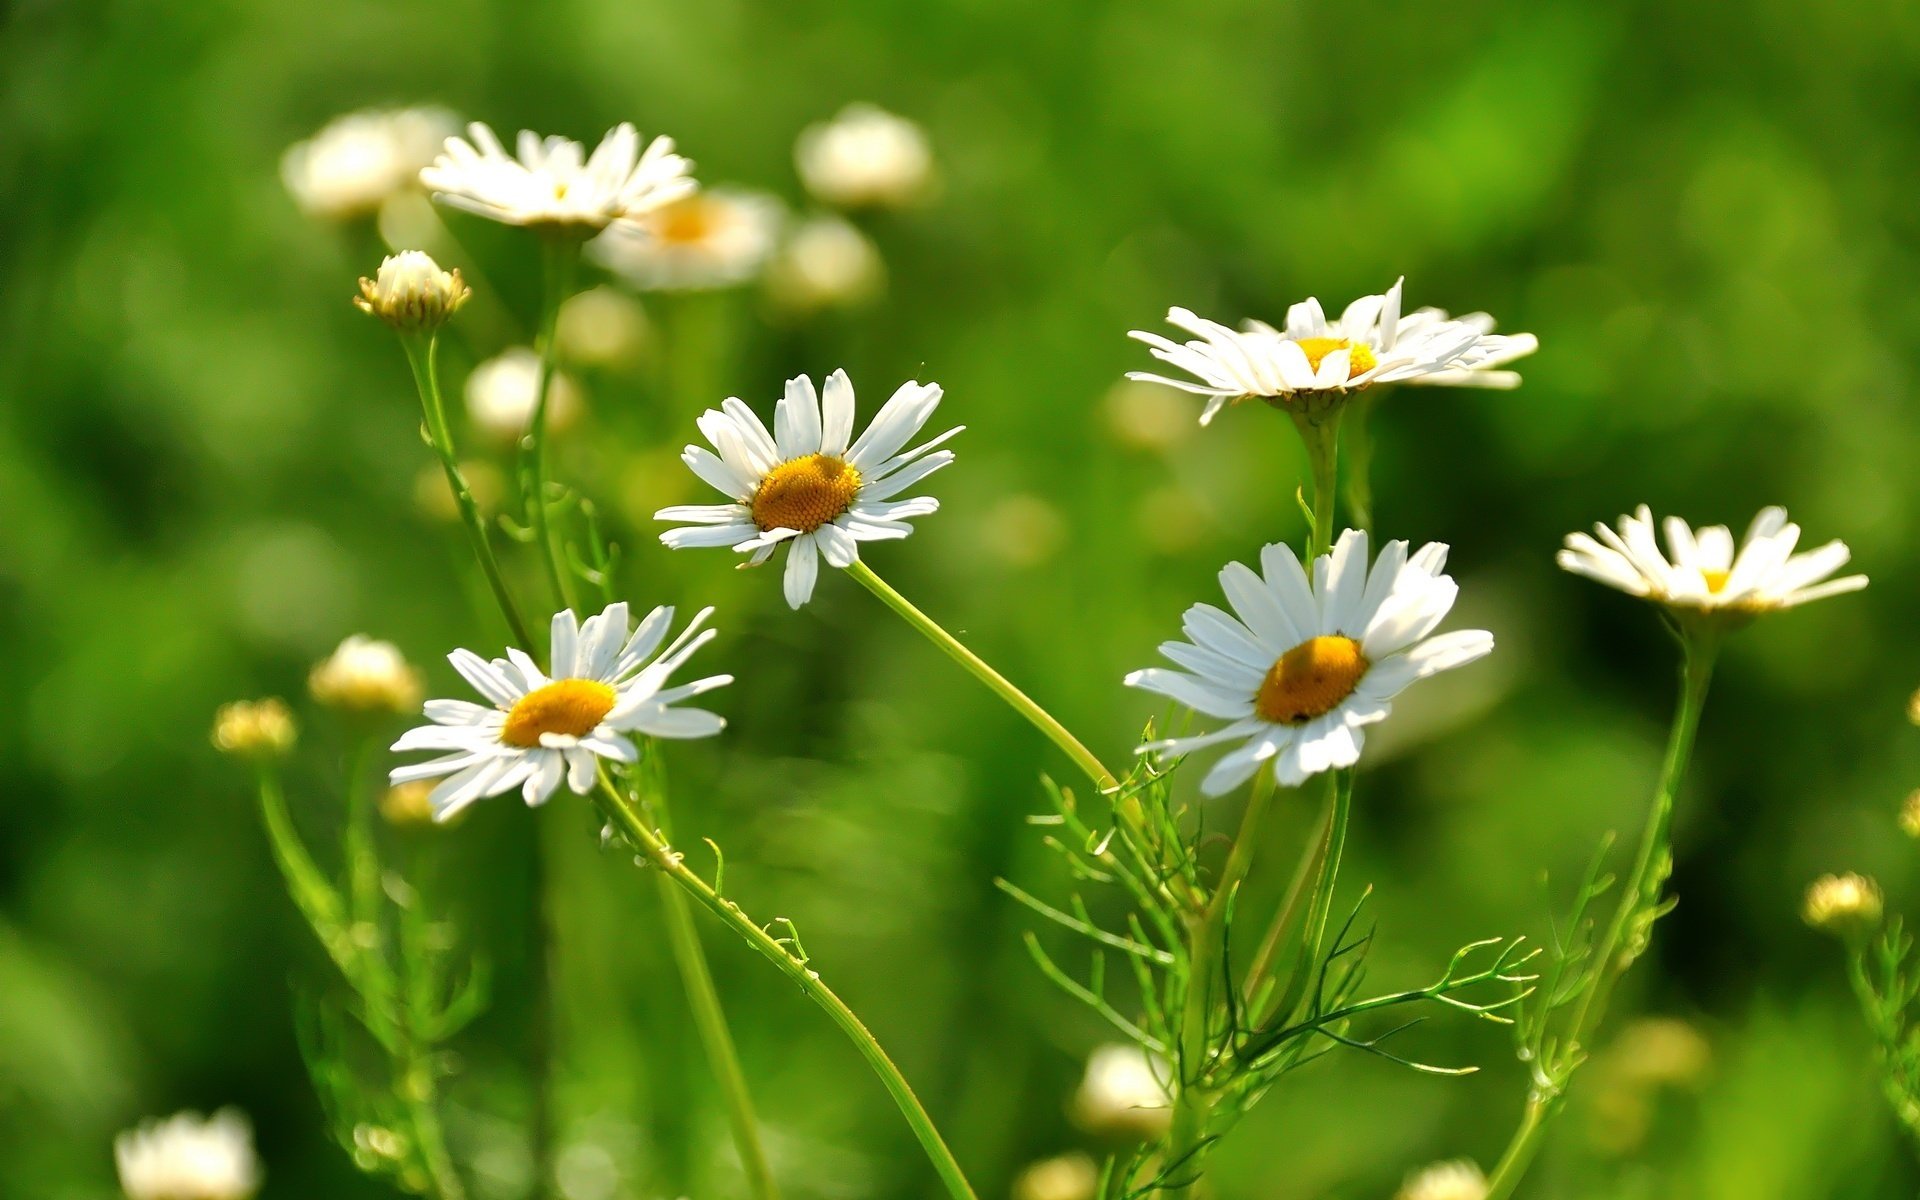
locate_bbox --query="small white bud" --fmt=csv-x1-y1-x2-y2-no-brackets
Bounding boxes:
354,251,471,332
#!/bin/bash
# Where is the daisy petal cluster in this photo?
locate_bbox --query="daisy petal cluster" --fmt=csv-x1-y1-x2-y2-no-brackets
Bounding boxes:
422,122,695,231
1127,530,1492,794
589,188,782,291
115,1109,261,1200
282,107,457,221
1558,505,1867,618
1129,279,1536,424
389,603,730,820
657,370,961,609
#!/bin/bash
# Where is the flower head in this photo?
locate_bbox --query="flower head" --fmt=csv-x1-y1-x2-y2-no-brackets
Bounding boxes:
795,104,933,209
657,370,961,609
1013,1154,1099,1200
556,287,650,367
211,699,297,759
422,122,694,231
1803,872,1883,938
283,107,457,220
1071,1044,1171,1140
380,781,439,827
588,188,781,291
1127,530,1493,794
1128,279,1537,424
1396,1160,1487,1200
766,215,885,314
389,603,730,821
310,635,425,715
353,251,470,332
115,1108,261,1200
1558,506,1867,620
465,348,582,443
1902,790,1920,839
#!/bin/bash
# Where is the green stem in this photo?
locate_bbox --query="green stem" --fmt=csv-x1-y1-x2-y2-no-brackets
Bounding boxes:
1339,394,1377,536
1165,777,1276,1188
1290,413,1339,561
1482,631,1718,1200
1265,770,1354,1029
593,775,978,1200
844,560,1116,789
528,809,557,1200
403,334,534,651
527,237,581,614
640,768,780,1200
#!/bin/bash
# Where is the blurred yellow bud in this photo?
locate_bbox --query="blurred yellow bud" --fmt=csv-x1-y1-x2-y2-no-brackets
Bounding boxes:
379,782,438,827
1013,1154,1097,1200
413,459,504,524
212,699,297,759
1396,1160,1487,1200
1071,1043,1171,1140
1908,686,1920,726
309,635,423,715
354,251,470,333
1902,790,1920,839
1103,379,1194,452
557,286,650,368
1803,873,1883,938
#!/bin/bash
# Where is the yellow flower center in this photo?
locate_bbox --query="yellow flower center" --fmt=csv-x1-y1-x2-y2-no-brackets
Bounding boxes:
1254,636,1370,724
501,679,617,748
653,196,720,245
751,453,863,533
1701,568,1731,593
1294,337,1377,379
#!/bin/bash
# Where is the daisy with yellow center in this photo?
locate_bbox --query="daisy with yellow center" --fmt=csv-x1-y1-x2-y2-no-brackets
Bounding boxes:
1558,505,1867,618
588,188,782,291
388,603,730,821
1126,530,1493,795
421,121,695,231
656,369,962,609
1128,278,1538,424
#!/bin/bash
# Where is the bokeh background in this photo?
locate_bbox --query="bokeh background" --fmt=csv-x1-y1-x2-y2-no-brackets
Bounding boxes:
4,0,1919,1196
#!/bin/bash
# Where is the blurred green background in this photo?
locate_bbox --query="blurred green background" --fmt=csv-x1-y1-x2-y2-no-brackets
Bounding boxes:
4,0,1919,1195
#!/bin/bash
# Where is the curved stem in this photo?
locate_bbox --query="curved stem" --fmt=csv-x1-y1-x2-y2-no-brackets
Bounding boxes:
593,774,978,1200
527,238,581,614
1338,395,1377,536
1290,413,1340,561
403,335,534,651
843,560,1117,790
1483,632,1718,1200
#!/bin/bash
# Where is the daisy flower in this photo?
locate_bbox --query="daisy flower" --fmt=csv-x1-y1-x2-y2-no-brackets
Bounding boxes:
115,1109,261,1200
1396,1160,1488,1200
1557,506,1867,617
656,370,961,609
1127,530,1493,795
795,103,934,209
588,188,782,291
1128,279,1537,424
389,603,731,821
421,122,695,231
282,106,457,221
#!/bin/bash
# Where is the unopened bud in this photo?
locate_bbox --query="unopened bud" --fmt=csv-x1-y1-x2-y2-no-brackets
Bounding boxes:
354,251,470,332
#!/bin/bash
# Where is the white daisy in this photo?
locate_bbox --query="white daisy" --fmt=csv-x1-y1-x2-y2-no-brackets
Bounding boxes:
1396,1160,1488,1200
1127,530,1493,795
1071,1043,1173,1140
1557,505,1868,617
588,188,782,291
656,370,961,609
795,103,933,209
115,1109,261,1200
1128,279,1538,424
766,214,885,314
421,122,695,231
389,603,731,821
282,106,457,221
465,347,582,443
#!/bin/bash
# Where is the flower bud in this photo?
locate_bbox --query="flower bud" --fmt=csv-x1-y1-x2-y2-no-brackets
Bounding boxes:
1071,1043,1171,1140
310,635,423,715
1908,686,1920,726
765,216,884,315
1013,1154,1097,1200
379,781,438,827
795,104,933,210
354,251,470,332
212,699,297,759
1396,1160,1488,1200
1803,873,1883,938
1902,790,1920,839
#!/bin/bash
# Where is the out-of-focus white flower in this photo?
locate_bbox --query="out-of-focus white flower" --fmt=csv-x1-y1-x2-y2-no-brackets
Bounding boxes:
310,635,424,715
422,122,695,231
1013,1153,1099,1200
1803,872,1883,938
1558,506,1867,619
465,348,582,443
389,604,730,821
1396,1159,1487,1200
766,215,885,314
283,107,457,221
353,251,470,332
115,1109,261,1200
589,189,781,291
1071,1043,1171,1139
1128,530,1493,795
1129,280,1537,424
795,104,933,209
557,286,650,367
211,699,297,759
656,370,960,609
